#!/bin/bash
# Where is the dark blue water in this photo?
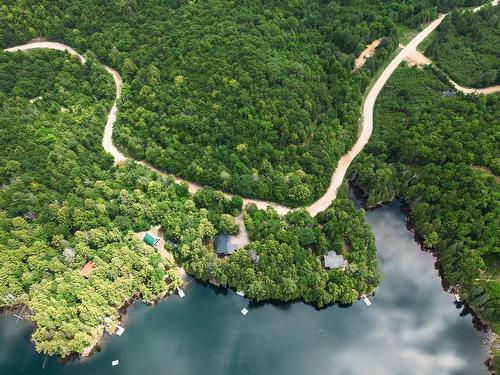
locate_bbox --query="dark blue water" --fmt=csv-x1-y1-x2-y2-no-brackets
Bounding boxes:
0,204,489,374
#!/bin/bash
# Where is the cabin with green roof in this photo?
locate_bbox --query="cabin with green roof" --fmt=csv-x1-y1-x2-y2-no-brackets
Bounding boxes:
143,232,160,247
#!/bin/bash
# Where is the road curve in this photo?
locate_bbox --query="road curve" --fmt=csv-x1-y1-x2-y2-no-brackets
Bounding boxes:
404,50,500,95
3,2,496,217
307,14,447,215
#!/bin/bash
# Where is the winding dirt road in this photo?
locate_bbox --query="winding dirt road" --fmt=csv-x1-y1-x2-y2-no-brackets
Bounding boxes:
4,1,498,217
404,50,500,95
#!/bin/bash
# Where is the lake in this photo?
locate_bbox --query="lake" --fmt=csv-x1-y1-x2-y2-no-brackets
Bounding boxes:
0,203,489,374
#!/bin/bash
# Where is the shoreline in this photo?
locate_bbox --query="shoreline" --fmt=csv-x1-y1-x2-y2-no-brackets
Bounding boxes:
1,277,184,363
79,266,187,360
349,182,496,373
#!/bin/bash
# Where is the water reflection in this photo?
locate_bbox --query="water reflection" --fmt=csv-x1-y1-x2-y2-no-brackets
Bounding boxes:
0,203,488,374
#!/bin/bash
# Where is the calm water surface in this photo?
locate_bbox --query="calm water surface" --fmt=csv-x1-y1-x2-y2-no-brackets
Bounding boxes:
0,203,489,374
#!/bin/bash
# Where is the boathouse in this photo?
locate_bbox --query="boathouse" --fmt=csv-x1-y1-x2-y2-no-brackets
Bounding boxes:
209,278,221,287
80,261,94,278
323,251,347,270
143,232,160,247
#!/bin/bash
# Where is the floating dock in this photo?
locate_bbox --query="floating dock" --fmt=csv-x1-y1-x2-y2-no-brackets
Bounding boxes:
112,360,119,366
241,308,248,316
177,287,185,298
115,325,125,336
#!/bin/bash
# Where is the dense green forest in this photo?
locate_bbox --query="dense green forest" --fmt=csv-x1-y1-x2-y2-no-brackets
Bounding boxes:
350,65,500,369
1,0,484,205
0,50,183,356
426,4,500,87
1,0,496,365
0,49,381,357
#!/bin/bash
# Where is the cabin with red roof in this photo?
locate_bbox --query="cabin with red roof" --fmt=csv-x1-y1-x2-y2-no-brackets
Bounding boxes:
80,261,94,278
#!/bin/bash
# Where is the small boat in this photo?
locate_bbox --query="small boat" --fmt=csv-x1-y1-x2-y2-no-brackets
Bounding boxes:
112,360,119,366
454,294,460,302
236,291,245,297
241,308,248,316
177,287,185,298
362,295,372,306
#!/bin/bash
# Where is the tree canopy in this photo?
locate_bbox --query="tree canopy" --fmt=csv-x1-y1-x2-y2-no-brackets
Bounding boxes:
426,4,500,87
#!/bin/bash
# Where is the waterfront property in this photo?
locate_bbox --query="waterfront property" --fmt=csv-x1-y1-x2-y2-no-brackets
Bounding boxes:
143,232,160,247
214,234,239,256
323,251,347,270
0,204,490,375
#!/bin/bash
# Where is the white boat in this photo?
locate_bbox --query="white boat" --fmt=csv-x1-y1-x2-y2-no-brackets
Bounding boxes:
112,360,119,366
236,291,245,297
362,295,372,306
454,294,460,302
241,308,248,315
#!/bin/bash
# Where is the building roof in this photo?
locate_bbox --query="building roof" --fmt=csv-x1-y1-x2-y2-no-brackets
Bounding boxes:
80,261,94,278
209,278,221,287
143,232,160,246
214,234,239,255
323,251,346,269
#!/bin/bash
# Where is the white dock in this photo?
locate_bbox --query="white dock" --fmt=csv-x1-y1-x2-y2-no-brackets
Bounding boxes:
177,287,185,298
236,291,245,297
241,308,248,316
112,360,119,366
115,325,125,336
362,295,371,306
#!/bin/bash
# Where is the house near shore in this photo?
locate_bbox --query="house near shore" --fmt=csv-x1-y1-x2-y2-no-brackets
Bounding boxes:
143,232,160,247
323,251,347,270
214,234,239,256
80,261,94,278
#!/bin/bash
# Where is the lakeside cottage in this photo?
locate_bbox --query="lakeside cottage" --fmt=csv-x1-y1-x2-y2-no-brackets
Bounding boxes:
323,251,347,270
214,234,239,256
143,232,160,247
80,261,94,278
